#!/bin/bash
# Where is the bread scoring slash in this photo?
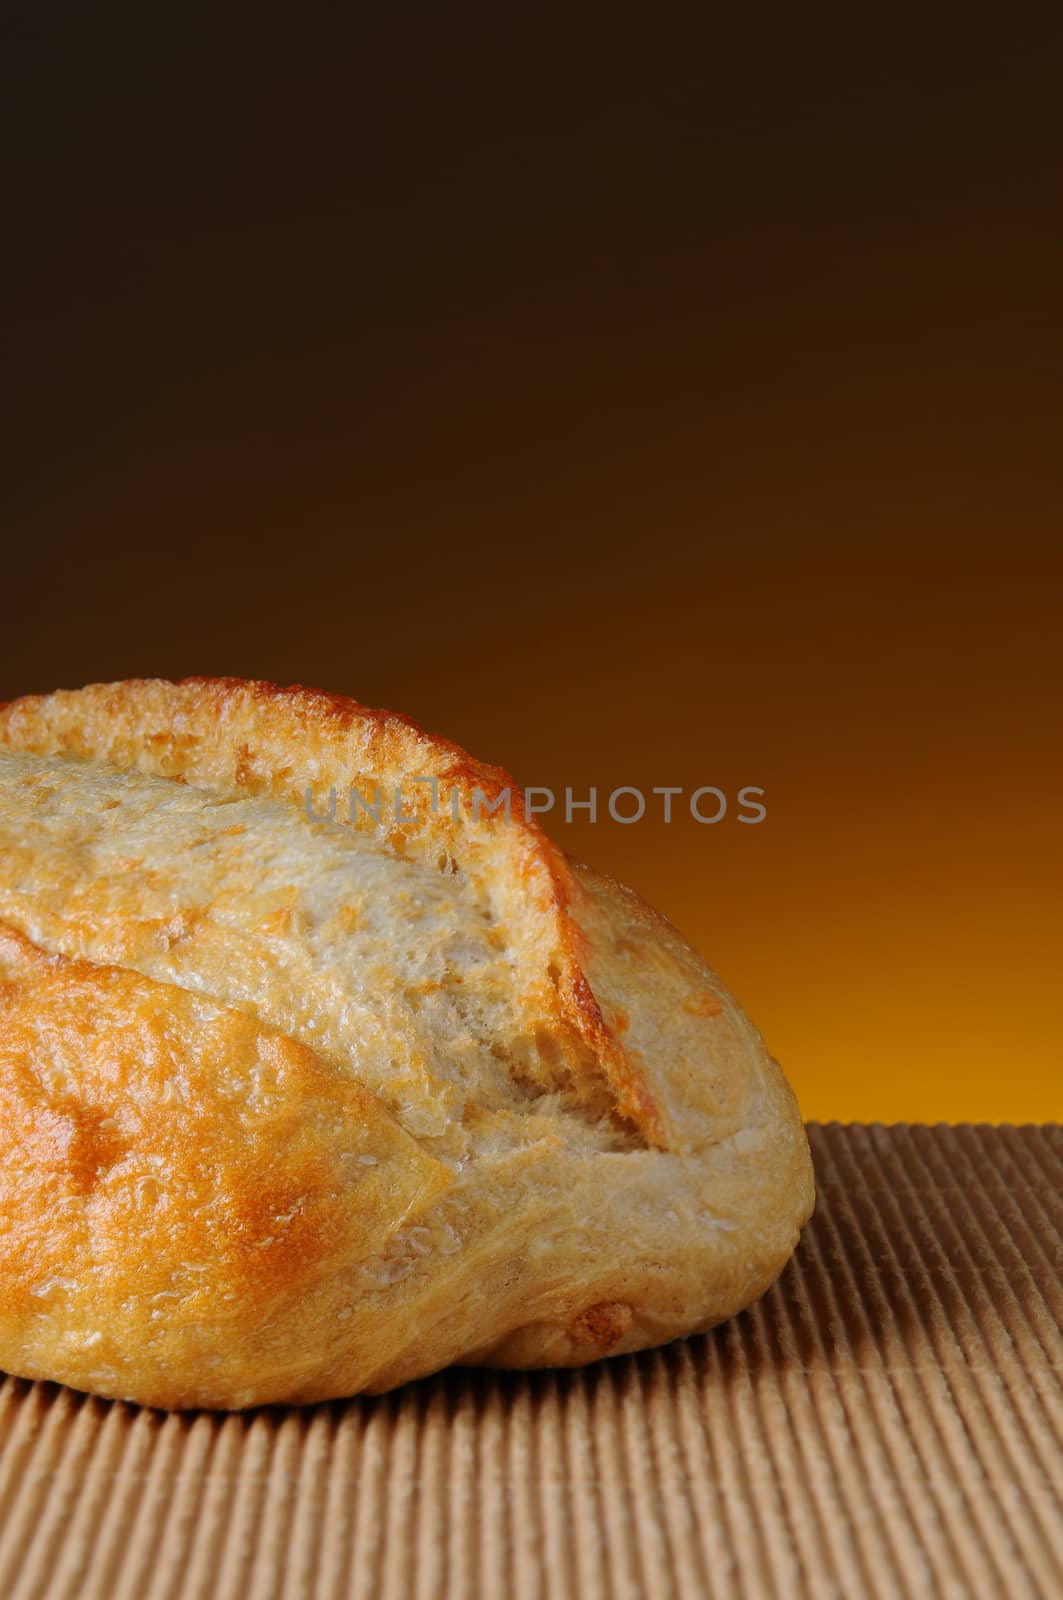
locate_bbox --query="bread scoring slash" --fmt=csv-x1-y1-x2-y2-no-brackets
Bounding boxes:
0,678,813,1409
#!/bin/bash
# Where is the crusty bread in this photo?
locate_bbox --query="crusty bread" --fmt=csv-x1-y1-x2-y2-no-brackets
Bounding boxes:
0,679,813,1409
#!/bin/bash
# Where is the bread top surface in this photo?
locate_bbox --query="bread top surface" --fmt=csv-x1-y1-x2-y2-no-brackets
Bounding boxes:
0,678,762,1159
0,679,813,1406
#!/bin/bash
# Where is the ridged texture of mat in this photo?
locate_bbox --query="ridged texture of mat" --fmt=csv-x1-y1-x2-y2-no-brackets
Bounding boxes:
0,1123,1060,1599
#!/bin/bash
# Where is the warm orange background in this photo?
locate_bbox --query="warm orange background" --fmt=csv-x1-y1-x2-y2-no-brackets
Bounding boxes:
2,11,1061,1121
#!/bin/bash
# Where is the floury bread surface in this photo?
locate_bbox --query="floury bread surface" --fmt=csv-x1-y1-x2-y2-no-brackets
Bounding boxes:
0,679,813,1409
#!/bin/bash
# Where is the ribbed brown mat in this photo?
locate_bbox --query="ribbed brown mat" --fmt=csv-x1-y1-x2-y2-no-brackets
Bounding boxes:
0,1124,1060,1600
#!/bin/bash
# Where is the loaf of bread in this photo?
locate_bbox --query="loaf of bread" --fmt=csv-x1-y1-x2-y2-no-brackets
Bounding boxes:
0,679,813,1409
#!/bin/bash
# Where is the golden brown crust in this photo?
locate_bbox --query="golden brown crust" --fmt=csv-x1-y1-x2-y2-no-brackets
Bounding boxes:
0,678,814,1408
0,678,666,1145
0,924,449,1408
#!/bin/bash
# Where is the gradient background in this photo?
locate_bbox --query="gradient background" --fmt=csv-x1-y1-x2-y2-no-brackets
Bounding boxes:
2,8,1060,1121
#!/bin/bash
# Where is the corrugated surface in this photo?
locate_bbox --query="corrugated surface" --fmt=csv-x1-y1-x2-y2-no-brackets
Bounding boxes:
0,1123,1060,1599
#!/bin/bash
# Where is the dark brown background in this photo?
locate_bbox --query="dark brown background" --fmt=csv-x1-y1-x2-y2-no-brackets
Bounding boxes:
3,6,1061,1119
